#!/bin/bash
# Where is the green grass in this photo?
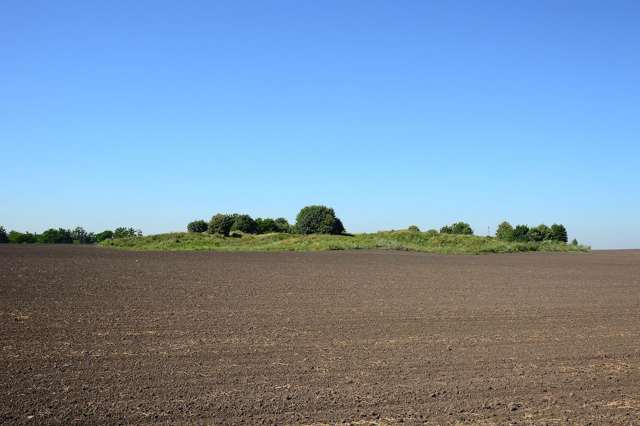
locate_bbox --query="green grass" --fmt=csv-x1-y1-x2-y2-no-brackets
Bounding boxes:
100,230,590,254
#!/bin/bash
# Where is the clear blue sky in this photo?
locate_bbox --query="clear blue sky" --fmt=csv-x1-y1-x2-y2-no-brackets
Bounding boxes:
1,1,639,249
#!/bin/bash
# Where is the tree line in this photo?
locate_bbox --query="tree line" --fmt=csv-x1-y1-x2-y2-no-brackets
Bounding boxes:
0,226,141,244
0,206,576,246
188,205,345,236
495,222,574,244
408,221,575,244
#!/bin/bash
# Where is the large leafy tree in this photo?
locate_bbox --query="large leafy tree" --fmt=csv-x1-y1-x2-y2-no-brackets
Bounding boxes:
256,217,291,234
512,225,530,241
71,227,96,244
295,205,345,235
113,227,140,238
528,224,553,242
95,230,114,242
187,220,208,233
495,221,514,241
231,214,258,234
209,214,235,236
39,228,73,244
441,222,473,235
550,224,568,243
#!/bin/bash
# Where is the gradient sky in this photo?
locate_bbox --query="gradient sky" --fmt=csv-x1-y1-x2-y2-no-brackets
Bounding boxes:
2,1,639,249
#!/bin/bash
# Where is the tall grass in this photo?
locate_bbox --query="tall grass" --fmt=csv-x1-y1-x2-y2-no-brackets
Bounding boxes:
100,230,590,254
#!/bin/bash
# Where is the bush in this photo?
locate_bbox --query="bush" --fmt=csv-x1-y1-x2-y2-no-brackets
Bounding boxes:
441,222,473,235
295,205,345,235
231,214,258,234
551,224,568,243
8,231,38,244
95,230,114,242
209,214,235,236
512,225,530,241
39,228,73,244
408,225,420,232
187,220,208,233
495,221,514,241
571,238,579,246
0,226,8,243
114,227,141,238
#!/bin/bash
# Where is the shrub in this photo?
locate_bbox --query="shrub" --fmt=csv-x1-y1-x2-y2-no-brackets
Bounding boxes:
295,205,345,235
551,224,568,243
441,222,473,235
0,226,8,243
571,238,579,246
231,214,258,234
95,230,114,242
187,220,208,233
209,214,235,236
8,231,38,244
39,228,73,244
408,225,420,232
512,225,530,241
495,221,514,241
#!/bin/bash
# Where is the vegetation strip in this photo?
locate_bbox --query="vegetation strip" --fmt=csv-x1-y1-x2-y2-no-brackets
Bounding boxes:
1,205,588,254
100,230,589,254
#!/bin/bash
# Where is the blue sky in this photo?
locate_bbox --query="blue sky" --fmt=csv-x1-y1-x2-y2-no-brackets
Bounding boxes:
1,1,639,249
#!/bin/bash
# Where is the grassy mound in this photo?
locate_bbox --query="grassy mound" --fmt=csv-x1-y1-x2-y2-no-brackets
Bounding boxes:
100,231,590,254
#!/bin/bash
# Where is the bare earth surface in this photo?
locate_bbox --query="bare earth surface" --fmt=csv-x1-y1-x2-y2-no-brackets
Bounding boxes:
1,246,639,425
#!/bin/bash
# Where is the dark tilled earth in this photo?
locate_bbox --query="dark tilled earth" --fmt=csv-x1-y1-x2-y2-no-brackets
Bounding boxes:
1,246,640,425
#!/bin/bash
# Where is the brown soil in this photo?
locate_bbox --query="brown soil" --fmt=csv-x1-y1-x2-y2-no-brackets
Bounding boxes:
1,245,639,425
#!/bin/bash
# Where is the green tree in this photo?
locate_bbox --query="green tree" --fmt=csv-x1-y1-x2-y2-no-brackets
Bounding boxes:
495,221,514,241
231,214,258,234
440,225,453,234
187,220,208,233
408,225,420,232
209,214,235,236
571,238,579,246
512,225,530,241
441,222,473,235
0,226,8,243
8,231,38,243
71,227,95,244
256,218,277,234
256,217,291,234
274,217,291,233
95,230,114,242
529,224,553,242
39,228,73,244
295,205,345,235
113,227,140,238
550,224,568,243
